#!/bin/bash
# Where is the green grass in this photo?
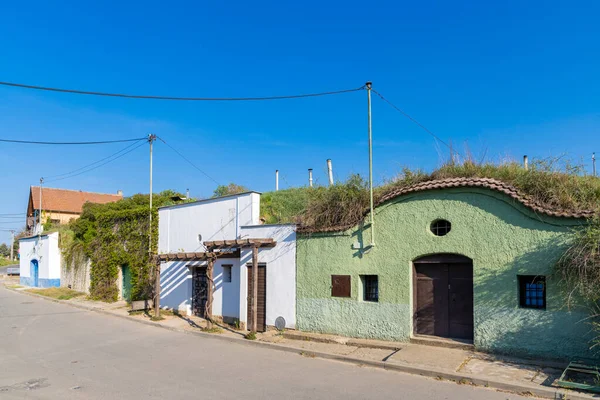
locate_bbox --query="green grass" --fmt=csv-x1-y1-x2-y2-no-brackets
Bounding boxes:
5,284,23,289
26,287,85,300
261,158,600,231
0,258,17,267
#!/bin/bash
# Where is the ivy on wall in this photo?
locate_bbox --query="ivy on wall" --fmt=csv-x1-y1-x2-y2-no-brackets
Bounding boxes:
63,191,184,302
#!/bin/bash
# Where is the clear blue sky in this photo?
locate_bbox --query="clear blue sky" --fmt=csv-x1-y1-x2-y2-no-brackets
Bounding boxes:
1,0,599,244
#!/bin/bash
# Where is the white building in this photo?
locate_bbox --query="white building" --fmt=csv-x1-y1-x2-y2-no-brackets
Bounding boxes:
158,192,297,331
19,232,61,288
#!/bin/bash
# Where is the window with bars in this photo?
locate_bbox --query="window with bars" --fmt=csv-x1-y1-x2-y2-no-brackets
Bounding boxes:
223,265,232,283
518,275,546,309
430,219,451,236
361,275,378,302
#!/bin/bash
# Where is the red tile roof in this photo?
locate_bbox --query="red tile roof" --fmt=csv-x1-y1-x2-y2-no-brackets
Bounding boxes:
29,186,122,214
299,177,595,233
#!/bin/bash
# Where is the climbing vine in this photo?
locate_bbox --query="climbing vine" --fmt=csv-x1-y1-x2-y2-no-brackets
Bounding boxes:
63,191,183,302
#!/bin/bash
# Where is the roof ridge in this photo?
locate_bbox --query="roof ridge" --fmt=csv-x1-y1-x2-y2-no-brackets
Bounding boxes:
30,186,122,197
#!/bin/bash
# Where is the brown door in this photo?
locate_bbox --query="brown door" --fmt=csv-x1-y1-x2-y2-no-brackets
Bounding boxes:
414,255,473,340
192,267,208,318
247,264,266,332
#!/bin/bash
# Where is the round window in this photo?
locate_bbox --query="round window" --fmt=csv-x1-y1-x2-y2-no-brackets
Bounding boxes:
430,219,451,236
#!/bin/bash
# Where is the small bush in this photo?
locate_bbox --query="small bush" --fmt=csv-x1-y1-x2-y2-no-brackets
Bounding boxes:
245,331,257,340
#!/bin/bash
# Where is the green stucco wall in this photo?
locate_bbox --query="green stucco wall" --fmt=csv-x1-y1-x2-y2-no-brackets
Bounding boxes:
297,188,594,360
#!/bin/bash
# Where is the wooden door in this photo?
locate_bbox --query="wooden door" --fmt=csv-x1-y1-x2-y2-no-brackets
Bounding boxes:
448,264,474,339
415,264,449,337
414,256,473,340
192,267,208,317
247,264,266,332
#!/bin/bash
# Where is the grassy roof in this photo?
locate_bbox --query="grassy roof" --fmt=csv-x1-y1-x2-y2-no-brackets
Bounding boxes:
260,158,600,231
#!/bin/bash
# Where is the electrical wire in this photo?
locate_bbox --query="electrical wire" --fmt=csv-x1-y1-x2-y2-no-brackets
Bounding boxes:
156,137,221,186
44,140,147,183
0,137,147,145
0,213,24,216
0,81,366,101
43,139,147,180
371,89,455,153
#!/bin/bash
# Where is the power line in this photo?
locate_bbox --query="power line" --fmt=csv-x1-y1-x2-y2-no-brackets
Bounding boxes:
45,140,147,182
0,137,147,145
43,139,146,180
156,137,221,186
0,81,366,101
371,89,455,153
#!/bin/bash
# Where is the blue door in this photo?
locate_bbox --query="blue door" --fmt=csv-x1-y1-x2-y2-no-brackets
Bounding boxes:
30,260,39,287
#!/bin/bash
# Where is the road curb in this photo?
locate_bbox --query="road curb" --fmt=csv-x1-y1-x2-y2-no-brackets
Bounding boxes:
5,287,589,400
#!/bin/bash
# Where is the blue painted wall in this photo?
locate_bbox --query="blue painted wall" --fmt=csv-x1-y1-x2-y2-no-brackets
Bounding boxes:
20,277,60,288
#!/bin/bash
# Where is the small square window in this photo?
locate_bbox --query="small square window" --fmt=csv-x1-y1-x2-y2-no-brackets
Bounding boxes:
361,275,379,302
331,275,351,298
223,265,232,283
518,275,546,310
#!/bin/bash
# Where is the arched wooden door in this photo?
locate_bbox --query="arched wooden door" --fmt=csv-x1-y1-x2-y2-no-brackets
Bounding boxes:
413,254,473,340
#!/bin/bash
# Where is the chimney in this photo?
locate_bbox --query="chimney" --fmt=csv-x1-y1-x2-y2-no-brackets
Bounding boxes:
117,190,123,196
327,159,334,186
308,169,313,187
523,155,528,171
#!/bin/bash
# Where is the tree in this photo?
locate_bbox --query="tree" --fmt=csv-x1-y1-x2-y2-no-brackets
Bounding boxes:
0,243,9,258
212,183,249,198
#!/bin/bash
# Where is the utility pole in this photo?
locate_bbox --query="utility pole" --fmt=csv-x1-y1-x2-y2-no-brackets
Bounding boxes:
366,82,375,248
147,134,160,318
10,230,15,261
593,153,597,177
38,178,43,235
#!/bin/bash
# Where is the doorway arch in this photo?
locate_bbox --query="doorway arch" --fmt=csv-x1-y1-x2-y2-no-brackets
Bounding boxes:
30,259,39,287
413,254,473,340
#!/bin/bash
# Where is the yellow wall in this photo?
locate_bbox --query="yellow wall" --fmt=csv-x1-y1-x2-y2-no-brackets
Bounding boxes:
42,211,80,225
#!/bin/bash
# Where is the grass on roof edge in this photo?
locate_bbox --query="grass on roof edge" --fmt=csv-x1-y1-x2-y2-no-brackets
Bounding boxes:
260,158,600,231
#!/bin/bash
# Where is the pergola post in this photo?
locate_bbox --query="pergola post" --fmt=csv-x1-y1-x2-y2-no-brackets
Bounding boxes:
154,259,161,318
251,244,259,332
206,256,215,329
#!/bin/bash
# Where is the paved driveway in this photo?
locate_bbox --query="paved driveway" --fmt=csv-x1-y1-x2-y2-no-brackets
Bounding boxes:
0,285,532,399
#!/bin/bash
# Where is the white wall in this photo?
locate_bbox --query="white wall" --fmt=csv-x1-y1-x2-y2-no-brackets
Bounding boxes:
160,257,242,319
240,224,297,329
19,232,61,287
158,192,260,254
158,192,260,317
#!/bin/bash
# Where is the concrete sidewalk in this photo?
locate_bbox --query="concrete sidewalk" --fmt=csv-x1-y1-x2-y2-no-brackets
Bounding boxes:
4,282,595,400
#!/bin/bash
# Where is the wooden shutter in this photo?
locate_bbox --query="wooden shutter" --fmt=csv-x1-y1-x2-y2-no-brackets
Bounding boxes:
331,275,351,298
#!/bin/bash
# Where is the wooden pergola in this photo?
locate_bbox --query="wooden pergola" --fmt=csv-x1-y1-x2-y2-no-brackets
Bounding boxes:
153,238,276,331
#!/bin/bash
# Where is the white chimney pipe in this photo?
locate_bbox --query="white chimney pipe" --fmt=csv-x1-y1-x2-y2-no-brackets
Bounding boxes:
275,170,279,191
327,159,334,186
308,169,313,187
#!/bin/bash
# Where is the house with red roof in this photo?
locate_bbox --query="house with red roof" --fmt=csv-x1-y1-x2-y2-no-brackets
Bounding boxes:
26,186,122,233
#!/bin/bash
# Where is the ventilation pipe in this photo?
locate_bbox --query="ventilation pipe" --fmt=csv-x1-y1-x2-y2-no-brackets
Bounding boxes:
327,159,334,186
186,188,190,202
275,170,279,191
593,153,596,177
523,155,528,171
308,169,313,187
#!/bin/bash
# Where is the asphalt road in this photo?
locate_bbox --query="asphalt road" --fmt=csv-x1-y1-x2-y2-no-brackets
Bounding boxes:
0,285,532,400
0,264,18,274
